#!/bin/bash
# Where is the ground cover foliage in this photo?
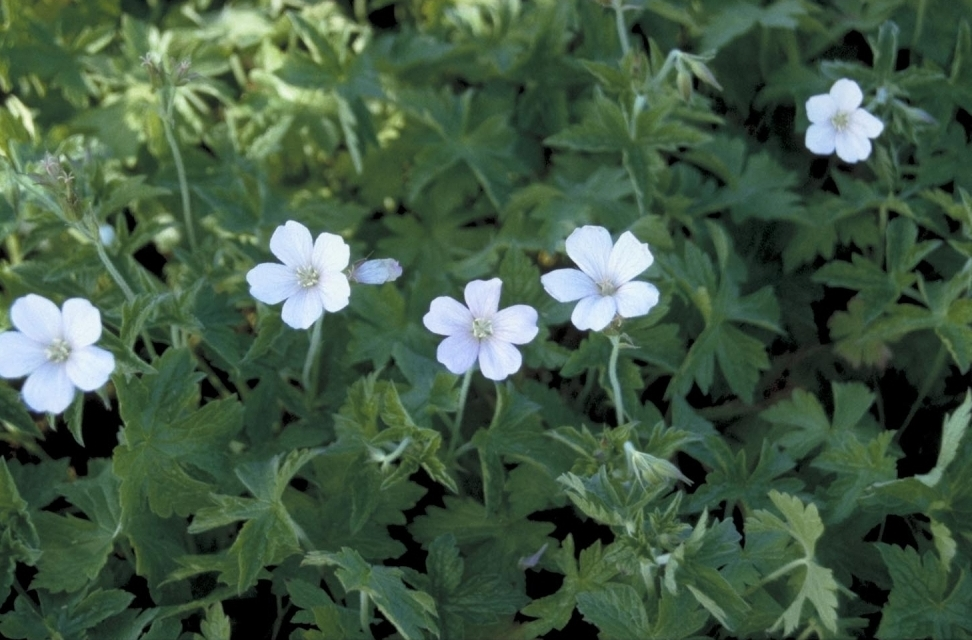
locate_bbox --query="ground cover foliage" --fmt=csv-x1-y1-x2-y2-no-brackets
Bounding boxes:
2,0,972,637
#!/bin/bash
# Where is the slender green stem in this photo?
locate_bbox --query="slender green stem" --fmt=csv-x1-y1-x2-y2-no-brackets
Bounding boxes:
897,343,947,438
608,334,625,425
611,0,631,56
359,591,372,637
94,238,136,302
161,89,197,252
449,369,474,456
302,315,324,392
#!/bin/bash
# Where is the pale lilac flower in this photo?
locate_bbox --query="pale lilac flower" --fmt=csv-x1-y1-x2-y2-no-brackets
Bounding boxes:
246,221,351,329
349,258,403,284
0,295,115,414
423,278,538,381
805,78,884,163
541,226,660,331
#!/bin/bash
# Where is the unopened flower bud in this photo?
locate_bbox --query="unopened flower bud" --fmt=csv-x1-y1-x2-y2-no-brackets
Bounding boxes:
350,258,403,284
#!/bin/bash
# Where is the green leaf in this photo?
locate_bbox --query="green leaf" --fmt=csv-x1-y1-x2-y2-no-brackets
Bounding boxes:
0,383,42,438
915,390,971,487
303,547,439,640
0,457,41,598
405,90,525,211
876,544,972,640
113,348,243,519
748,491,840,635
188,448,322,593
576,583,650,639
200,603,231,640
32,462,122,593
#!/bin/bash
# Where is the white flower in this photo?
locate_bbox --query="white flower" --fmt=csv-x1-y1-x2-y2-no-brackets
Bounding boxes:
423,278,538,381
349,258,403,284
246,221,351,329
805,78,884,163
0,295,116,414
541,226,660,331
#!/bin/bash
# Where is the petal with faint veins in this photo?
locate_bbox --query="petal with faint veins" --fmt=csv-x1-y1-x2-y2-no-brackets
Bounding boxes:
312,232,351,273
830,78,863,111
464,279,502,319
247,263,300,304
491,305,539,344
62,298,102,347
608,232,653,284
614,281,660,319
436,333,480,374
805,123,836,155
318,271,351,312
11,295,62,344
565,226,613,281
541,269,598,302
571,294,617,331
424,297,473,336
269,221,314,268
478,338,523,381
0,332,47,378
22,362,75,414
66,346,115,391
835,131,871,163
805,94,837,124
851,109,884,139
281,288,324,329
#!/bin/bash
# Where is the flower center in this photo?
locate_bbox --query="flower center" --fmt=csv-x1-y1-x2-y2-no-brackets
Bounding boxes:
831,110,851,132
45,338,71,364
597,280,618,296
295,265,320,289
472,317,493,339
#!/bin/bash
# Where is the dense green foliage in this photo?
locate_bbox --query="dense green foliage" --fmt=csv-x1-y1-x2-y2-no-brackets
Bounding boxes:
2,0,972,637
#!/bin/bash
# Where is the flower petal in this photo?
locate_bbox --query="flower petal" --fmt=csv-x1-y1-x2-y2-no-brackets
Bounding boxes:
834,131,871,163
614,281,660,319
318,271,351,312
464,279,502,319
805,123,836,155
281,289,324,329
61,298,102,347
850,109,884,139
571,295,617,331
541,269,598,302
247,263,300,304
269,221,313,268
22,362,75,414
830,78,863,111
424,297,473,336
565,226,613,282
608,232,653,285
312,232,351,273
478,338,523,381
0,331,47,378
491,305,539,345
436,333,480,375
805,94,837,124
11,295,62,344
66,346,115,391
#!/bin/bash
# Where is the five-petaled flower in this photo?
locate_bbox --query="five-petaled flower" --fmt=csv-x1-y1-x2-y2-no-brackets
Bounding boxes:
423,278,538,381
541,225,660,331
246,220,351,329
0,295,116,414
805,78,884,163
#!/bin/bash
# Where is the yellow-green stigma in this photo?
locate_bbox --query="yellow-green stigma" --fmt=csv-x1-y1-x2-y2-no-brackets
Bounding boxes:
831,110,850,131
296,265,320,289
472,317,493,339
45,338,71,363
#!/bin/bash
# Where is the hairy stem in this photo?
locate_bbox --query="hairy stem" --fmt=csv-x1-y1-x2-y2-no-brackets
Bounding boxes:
302,315,324,393
608,333,626,425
